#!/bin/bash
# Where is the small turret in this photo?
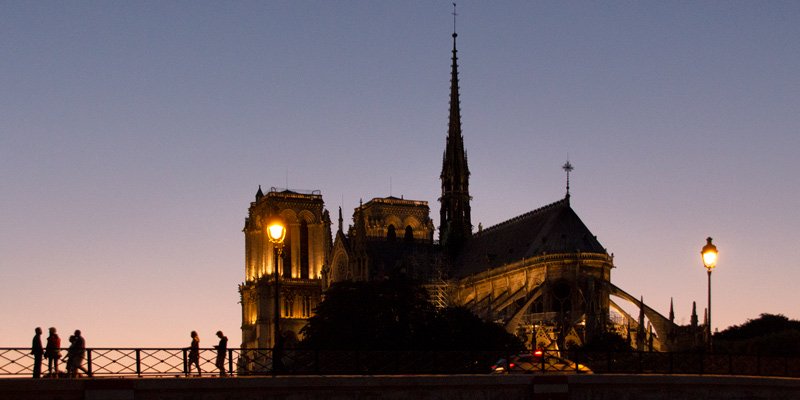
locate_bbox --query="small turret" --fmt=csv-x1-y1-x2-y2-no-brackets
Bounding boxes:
669,298,675,323
338,206,343,233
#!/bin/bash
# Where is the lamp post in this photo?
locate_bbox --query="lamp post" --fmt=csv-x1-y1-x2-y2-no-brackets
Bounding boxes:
701,237,718,352
266,220,286,372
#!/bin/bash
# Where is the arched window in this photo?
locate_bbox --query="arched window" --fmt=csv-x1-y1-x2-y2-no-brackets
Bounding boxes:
387,224,396,241
283,230,292,278
300,221,309,279
302,295,311,317
283,297,292,317
404,225,414,242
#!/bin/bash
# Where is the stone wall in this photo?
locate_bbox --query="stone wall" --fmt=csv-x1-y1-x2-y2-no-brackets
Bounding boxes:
2,374,799,400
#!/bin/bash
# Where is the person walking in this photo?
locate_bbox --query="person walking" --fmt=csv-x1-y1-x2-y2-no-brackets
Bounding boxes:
66,330,89,377
187,331,201,376
44,327,61,377
214,331,228,377
31,327,44,378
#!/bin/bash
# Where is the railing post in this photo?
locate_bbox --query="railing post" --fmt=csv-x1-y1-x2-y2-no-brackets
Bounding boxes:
699,352,704,375
757,354,761,376
228,349,234,376
728,353,733,375
637,351,643,373
668,351,674,374
540,350,546,373
86,349,93,377
136,349,141,377
786,355,790,377
183,348,188,377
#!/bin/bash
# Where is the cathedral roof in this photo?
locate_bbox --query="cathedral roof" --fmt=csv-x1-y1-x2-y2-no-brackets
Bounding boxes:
453,197,607,278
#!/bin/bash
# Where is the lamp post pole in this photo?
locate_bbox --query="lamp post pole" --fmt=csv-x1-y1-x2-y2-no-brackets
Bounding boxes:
707,268,712,351
701,237,718,352
266,221,286,374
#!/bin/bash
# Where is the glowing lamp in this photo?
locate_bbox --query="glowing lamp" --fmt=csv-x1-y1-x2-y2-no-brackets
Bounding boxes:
701,237,718,270
267,221,286,244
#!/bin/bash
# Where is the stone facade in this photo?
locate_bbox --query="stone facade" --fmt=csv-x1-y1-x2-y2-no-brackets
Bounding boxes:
239,188,331,351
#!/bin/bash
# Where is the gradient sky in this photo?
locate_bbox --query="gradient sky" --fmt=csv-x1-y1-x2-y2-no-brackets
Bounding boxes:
2,1,799,347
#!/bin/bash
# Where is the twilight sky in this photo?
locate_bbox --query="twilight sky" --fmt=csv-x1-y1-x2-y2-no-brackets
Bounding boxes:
2,1,799,347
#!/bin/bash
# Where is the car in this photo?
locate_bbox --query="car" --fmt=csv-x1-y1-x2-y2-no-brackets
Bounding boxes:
490,350,592,374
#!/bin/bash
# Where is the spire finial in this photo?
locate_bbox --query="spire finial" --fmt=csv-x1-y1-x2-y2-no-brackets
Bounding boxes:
452,3,457,37
562,159,574,198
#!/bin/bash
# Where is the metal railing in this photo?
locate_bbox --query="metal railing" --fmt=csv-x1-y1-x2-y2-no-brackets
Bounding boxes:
2,348,799,378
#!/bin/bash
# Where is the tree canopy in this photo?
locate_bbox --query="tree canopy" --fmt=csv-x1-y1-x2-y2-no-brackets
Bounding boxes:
714,313,800,356
299,278,523,352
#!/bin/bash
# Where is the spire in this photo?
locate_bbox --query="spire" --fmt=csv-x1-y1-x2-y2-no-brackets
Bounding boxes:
337,206,343,233
691,301,698,328
439,4,472,254
562,160,573,199
669,297,675,322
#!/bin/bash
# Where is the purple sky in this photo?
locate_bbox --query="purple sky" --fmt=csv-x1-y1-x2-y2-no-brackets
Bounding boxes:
2,1,799,347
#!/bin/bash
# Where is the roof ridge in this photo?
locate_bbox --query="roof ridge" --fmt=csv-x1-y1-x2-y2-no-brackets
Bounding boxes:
475,197,569,237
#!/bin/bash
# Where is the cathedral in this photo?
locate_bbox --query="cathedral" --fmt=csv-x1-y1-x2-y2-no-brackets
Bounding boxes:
238,28,705,361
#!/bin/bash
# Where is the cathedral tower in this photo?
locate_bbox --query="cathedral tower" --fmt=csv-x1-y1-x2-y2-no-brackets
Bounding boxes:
439,29,472,254
239,187,331,360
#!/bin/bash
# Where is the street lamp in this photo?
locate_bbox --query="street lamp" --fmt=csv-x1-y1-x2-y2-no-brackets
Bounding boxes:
266,219,286,372
701,237,718,351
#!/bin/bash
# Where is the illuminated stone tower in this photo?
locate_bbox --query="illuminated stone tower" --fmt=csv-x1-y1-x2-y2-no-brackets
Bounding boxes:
439,29,472,255
239,187,331,353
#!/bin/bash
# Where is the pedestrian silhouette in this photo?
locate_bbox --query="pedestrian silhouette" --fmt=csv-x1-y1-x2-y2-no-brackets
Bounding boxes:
65,330,89,378
187,331,201,376
44,327,61,377
31,327,43,378
214,331,228,377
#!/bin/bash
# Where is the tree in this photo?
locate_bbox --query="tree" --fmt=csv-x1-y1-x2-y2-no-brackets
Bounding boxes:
714,313,800,356
418,306,523,352
300,278,523,352
574,329,631,352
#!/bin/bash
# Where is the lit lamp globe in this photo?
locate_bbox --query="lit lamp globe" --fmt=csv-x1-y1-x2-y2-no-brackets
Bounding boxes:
267,222,286,245
701,237,718,271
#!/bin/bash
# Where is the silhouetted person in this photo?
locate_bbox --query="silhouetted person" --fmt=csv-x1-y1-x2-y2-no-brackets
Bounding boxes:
214,331,228,377
187,331,201,376
31,327,43,378
64,335,75,377
66,330,88,377
44,327,61,377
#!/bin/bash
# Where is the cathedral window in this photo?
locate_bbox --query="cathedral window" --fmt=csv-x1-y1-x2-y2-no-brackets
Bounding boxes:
302,295,311,317
404,225,414,242
283,297,292,317
283,230,293,278
300,220,309,279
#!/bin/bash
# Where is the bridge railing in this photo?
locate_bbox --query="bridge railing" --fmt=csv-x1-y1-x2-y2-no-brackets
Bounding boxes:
2,347,799,377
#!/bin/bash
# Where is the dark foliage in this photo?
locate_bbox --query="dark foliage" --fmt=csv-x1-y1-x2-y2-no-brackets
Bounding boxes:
419,307,524,352
300,278,523,352
575,329,631,352
714,313,800,356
